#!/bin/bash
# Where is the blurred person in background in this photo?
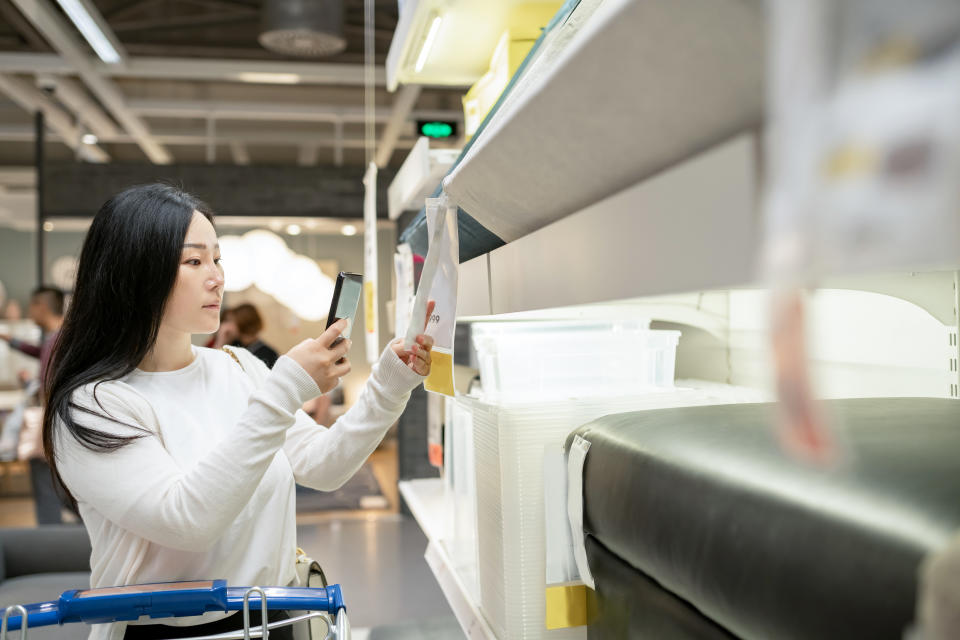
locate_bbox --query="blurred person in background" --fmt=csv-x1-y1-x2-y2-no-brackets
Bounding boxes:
4,298,22,320
214,303,279,369
1,286,65,381
0,285,73,525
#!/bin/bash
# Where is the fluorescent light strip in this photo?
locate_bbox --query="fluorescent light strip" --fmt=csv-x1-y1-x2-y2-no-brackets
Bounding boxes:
236,72,302,85
414,15,443,73
55,0,121,64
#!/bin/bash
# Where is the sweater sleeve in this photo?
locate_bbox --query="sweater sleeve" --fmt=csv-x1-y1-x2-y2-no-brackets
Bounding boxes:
8,338,42,358
55,356,319,553
282,343,425,491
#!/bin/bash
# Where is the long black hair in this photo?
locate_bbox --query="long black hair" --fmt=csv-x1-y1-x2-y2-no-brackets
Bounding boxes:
43,183,214,504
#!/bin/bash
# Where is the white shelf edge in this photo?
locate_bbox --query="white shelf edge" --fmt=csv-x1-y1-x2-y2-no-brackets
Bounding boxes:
399,477,444,540
399,478,497,640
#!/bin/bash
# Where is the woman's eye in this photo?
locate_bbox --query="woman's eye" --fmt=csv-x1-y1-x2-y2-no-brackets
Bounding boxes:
186,258,201,265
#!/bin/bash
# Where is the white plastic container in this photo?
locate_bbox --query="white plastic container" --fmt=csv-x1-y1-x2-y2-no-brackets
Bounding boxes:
441,396,481,604
470,320,679,403
466,382,771,639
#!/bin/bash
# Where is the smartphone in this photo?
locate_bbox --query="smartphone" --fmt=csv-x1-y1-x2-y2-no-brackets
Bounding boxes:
326,271,363,348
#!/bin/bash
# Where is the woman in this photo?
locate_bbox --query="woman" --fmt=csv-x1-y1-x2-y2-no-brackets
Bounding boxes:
42,184,434,640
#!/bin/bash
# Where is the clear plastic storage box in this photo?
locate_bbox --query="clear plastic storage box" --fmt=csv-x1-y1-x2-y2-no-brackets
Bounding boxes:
470,320,679,403
463,385,766,639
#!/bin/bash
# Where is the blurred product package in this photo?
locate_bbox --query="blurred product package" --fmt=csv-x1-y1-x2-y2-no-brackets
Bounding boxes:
764,0,960,280
761,0,960,462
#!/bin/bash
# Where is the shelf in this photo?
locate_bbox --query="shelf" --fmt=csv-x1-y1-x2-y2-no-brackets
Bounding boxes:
455,134,759,317
386,0,521,91
388,137,459,220
402,0,764,262
398,478,444,541
399,479,497,640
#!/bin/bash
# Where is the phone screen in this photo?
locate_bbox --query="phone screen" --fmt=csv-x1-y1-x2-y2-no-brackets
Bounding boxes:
328,273,363,339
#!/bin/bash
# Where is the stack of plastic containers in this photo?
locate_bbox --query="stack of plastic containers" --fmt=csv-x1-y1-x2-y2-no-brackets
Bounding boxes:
452,320,767,638
470,320,680,403
470,391,745,639
441,395,481,604
446,321,654,638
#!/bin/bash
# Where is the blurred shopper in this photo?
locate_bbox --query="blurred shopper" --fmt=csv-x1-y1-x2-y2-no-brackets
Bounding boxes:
3,298,22,320
0,286,73,525
42,184,435,640
222,303,279,368
1,286,64,386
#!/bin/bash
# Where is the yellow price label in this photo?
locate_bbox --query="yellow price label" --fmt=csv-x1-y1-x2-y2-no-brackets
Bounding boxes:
364,281,375,333
424,349,455,397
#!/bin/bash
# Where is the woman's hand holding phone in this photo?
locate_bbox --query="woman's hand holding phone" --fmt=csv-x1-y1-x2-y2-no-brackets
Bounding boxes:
286,318,351,394
391,300,436,376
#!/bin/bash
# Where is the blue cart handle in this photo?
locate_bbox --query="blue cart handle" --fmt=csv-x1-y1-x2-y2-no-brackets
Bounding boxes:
1,581,345,631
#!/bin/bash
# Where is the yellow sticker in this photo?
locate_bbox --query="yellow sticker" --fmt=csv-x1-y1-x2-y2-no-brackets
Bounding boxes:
424,348,455,397
823,145,879,179
364,281,375,333
545,584,590,629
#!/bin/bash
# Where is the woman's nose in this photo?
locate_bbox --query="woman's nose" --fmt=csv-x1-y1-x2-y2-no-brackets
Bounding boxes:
206,270,224,289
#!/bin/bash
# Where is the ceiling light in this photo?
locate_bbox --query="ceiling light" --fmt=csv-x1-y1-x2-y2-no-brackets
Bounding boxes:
244,230,292,297
286,223,302,236
81,133,98,145
415,15,443,73
42,221,54,232
236,72,302,85
341,224,357,236
259,0,345,58
219,235,254,292
55,0,122,63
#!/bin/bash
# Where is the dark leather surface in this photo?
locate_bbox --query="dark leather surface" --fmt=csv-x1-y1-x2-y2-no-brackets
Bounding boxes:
568,398,960,640
585,534,737,640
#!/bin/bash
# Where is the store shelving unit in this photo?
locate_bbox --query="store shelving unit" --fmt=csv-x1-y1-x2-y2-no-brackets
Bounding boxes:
393,1,960,637
399,478,496,640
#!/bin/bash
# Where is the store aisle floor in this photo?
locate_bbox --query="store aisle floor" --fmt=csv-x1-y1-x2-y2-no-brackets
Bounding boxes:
297,514,464,638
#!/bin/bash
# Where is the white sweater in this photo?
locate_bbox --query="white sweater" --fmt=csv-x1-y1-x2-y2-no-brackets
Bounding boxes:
55,344,424,640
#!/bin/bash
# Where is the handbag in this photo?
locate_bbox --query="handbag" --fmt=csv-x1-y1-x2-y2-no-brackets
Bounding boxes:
292,548,331,640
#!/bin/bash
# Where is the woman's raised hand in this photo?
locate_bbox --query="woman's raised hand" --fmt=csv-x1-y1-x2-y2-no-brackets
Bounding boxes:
391,300,436,376
286,318,351,394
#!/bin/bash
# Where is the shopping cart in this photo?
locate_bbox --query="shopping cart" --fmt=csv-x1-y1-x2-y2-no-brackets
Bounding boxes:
0,579,350,639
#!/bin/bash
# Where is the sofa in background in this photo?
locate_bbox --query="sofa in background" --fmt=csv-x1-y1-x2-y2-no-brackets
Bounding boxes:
0,525,91,638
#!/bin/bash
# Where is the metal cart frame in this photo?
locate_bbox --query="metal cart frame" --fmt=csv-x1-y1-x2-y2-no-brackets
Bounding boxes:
1,582,350,640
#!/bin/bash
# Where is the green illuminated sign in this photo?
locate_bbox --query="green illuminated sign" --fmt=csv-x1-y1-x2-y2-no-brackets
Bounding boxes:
420,121,455,138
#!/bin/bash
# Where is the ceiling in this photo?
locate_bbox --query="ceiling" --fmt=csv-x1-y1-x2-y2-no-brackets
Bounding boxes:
0,0,467,171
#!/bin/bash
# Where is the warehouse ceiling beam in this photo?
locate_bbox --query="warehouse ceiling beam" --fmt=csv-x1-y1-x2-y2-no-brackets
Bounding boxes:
0,0,48,51
0,122,421,149
0,52,387,86
47,75,121,141
374,84,420,168
10,0,173,163
0,73,109,162
126,98,461,124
